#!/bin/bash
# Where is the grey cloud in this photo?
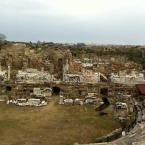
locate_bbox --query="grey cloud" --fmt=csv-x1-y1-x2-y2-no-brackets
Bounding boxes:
0,0,145,44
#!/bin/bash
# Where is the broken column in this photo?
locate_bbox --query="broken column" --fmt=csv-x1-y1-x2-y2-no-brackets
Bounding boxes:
59,95,64,105
50,63,54,81
7,65,11,81
0,62,1,71
41,67,44,72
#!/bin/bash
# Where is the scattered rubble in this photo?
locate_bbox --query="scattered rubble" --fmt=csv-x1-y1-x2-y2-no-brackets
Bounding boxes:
6,98,47,107
59,93,97,105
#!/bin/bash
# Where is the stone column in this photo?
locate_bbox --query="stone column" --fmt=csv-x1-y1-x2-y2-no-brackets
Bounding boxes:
7,65,11,81
0,62,1,71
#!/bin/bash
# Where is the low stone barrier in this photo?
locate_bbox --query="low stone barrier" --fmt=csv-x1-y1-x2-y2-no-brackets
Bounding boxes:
95,128,122,143
75,101,145,145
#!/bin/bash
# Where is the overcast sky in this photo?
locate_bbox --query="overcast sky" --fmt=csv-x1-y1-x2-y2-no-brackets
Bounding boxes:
0,0,145,44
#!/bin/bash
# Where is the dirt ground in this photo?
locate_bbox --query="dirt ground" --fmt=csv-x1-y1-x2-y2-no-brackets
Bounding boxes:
0,99,120,145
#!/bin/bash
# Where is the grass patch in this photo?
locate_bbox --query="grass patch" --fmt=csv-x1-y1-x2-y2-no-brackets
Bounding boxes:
0,101,120,145
0,119,19,128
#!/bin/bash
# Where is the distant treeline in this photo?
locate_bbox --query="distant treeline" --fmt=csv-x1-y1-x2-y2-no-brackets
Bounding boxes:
0,41,145,69
68,44,145,69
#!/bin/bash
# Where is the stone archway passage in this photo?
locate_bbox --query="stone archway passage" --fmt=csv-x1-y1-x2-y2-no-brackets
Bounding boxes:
52,86,61,95
6,86,12,92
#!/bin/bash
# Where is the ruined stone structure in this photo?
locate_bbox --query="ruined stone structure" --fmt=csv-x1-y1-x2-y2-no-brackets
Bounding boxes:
0,41,145,145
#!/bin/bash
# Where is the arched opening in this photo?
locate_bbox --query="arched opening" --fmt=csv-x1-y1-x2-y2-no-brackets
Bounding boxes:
100,88,110,105
96,88,110,113
6,86,12,92
52,86,61,95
